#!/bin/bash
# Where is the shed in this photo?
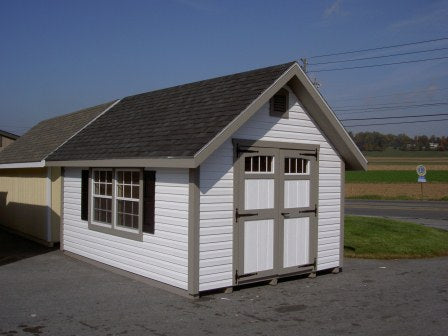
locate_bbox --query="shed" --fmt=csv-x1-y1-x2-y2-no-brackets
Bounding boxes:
0,102,116,245
14,61,366,295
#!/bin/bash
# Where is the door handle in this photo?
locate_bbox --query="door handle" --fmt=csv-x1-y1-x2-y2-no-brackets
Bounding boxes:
281,212,290,217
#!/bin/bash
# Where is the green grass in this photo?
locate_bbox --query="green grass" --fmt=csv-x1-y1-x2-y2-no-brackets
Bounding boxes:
347,195,448,201
344,216,448,259
364,148,448,157
346,194,415,201
346,170,448,183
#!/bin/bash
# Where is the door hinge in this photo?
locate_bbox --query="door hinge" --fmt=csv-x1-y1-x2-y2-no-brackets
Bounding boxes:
300,148,318,159
235,269,258,282
236,144,259,157
235,208,258,221
300,204,318,216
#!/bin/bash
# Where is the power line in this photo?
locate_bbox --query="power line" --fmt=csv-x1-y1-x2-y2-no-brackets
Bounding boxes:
334,101,448,112
333,88,448,101
309,55,448,73
333,99,448,110
341,113,448,122
308,37,448,59
309,47,448,66
329,87,448,103
344,118,448,127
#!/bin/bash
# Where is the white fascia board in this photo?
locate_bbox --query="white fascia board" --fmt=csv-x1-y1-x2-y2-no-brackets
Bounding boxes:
0,160,46,169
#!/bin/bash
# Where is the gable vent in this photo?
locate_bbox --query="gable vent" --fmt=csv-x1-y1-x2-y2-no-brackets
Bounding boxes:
270,88,289,118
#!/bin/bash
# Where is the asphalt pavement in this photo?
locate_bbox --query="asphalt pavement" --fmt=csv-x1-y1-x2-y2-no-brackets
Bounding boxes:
0,246,447,336
345,199,448,230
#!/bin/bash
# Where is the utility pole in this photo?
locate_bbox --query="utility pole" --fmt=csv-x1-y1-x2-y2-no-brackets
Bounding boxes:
300,58,308,73
301,57,321,89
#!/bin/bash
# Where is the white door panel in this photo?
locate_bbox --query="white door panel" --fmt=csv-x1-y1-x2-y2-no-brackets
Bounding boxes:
244,179,274,210
284,180,310,208
244,219,274,273
284,217,310,267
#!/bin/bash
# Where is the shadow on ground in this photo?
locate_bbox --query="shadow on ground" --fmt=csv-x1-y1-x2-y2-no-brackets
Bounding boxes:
0,228,56,266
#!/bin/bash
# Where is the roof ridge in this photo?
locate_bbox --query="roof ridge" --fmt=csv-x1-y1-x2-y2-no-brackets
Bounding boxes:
124,61,298,100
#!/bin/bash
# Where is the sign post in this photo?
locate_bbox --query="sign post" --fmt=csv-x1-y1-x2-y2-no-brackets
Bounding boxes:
416,165,427,199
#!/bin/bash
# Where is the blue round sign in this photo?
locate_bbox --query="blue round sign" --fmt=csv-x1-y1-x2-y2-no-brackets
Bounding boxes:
416,165,426,177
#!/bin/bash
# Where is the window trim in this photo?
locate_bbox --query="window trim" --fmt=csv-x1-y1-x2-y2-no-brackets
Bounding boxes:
88,168,144,241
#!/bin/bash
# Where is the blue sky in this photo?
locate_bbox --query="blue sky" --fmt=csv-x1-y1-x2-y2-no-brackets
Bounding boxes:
0,0,447,136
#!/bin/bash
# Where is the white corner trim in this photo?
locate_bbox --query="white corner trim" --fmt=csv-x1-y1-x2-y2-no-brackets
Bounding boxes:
44,99,121,161
0,160,46,169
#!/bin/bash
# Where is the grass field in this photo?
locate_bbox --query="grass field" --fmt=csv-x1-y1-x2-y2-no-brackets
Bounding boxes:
364,148,448,157
344,216,448,259
346,170,448,183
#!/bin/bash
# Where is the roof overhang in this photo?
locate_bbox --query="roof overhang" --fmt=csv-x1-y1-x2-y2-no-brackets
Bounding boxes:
46,158,196,168
0,160,46,169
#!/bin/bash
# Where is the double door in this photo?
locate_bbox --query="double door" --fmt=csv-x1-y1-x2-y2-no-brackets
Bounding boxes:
234,142,318,283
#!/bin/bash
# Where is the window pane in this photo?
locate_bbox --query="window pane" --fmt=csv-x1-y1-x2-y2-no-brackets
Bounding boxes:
117,213,123,226
284,158,290,173
260,156,266,172
106,184,112,196
106,198,112,211
117,184,123,197
297,159,304,174
100,171,105,183
291,158,297,174
106,171,112,183
132,172,139,184
94,210,99,221
94,171,99,182
125,215,132,227
245,157,251,172
252,156,259,172
267,157,273,172
124,185,131,198
124,172,131,184
94,183,99,195
117,200,123,212
125,201,132,213
132,186,139,199
132,216,138,229
100,183,105,195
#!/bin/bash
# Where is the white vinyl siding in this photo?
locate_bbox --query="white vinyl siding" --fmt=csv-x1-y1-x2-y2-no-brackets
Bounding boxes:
63,167,189,290
199,87,342,291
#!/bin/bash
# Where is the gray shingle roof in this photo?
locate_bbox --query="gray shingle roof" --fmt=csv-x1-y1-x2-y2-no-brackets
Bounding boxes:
0,102,114,164
47,62,295,161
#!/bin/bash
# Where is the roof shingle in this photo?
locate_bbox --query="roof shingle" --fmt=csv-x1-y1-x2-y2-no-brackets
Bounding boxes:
47,62,295,161
0,102,114,164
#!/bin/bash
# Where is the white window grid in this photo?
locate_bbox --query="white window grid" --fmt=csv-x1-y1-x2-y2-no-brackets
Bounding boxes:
244,156,274,174
92,169,113,225
285,158,309,175
115,169,140,230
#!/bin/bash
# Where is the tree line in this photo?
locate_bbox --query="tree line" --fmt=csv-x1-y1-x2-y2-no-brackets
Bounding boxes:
348,131,448,151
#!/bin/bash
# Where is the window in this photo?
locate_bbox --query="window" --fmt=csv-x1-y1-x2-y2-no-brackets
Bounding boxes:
116,170,140,230
85,168,155,240
269,88,289,118
93,170,112,224
245,156,274,173
285,158,309,174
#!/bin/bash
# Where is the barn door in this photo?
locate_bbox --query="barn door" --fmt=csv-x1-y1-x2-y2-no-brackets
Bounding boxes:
234,142,318,284
235,147,278,282
278,150,318,273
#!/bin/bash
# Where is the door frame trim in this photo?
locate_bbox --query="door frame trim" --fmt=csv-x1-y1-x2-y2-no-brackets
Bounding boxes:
232,139,320,285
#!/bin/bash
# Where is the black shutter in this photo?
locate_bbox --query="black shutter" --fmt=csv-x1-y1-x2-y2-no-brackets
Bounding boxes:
143,171,156,234
81,170,89,221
